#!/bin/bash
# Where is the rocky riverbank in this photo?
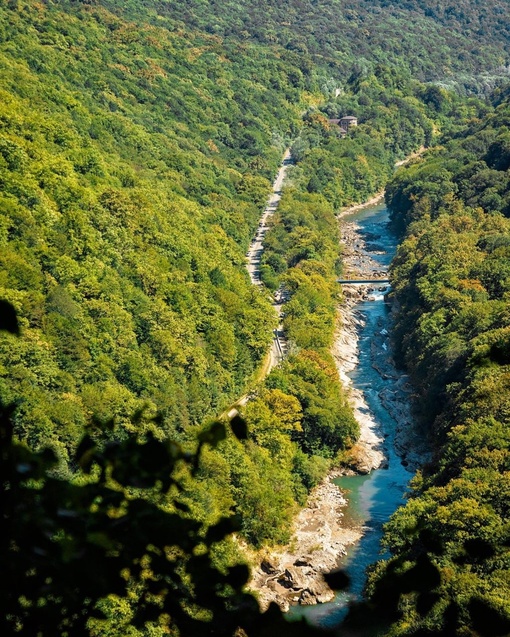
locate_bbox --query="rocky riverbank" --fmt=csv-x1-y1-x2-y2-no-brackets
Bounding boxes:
371,315,431,471
248,471,363,612
337,215,429,472
331,214,390,474
331,296,386,475
248,216,389,612
249,197,429,613
248,289,389,613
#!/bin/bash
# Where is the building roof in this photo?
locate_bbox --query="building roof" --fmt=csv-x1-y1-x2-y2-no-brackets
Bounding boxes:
340,115,357,121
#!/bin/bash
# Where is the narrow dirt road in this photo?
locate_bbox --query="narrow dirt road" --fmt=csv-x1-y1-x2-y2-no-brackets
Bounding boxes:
224,149,293,419
245,148,292,370
246,148,291,285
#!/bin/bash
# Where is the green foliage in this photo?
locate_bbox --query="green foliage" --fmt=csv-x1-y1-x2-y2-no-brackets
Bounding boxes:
0,301,356,636
104,0,510,94
1,387,338,636
271,351,358,457
0,1,303,458
370,90,510,635
4,1,510,633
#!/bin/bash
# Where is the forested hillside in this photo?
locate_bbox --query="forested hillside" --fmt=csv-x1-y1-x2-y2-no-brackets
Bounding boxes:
2,0,510,635
0,0,460,541
1,0,506,453
0,0,305,457
366,93,510,635
0,3,351,633
98,0,510,93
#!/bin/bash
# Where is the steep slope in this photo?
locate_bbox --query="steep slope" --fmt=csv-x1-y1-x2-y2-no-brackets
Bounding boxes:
3,1,510,635
0,0,491,547
364,92,510,636
98,0,510,92
0,1,370,557
0,1,306,457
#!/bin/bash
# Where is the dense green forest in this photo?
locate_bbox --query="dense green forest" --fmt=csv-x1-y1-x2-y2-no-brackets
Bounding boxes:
0,0,315,459
2,0,510,635
366,91,510,635
98,0,510,94
0,0,458,547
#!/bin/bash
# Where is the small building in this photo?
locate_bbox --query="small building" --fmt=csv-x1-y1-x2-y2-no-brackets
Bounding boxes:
327,118,348,137
339,115,358,130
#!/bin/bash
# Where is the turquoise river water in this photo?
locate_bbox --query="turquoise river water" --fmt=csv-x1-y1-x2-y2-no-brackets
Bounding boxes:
288,203,415,629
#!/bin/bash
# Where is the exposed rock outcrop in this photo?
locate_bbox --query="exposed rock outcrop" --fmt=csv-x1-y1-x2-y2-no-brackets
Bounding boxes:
249,472,362,611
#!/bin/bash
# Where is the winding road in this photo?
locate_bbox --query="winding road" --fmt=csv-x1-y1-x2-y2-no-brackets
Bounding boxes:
245,148,292,370
225,149,293,419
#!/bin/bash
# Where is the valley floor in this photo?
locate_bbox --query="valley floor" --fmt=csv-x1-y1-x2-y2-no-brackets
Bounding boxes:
248,207,388,611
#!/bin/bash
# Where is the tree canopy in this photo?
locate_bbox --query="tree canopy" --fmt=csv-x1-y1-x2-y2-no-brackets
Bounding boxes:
370,89,510,636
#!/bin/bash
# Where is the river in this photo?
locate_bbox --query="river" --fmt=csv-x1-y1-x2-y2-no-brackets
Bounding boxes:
288,202,417,629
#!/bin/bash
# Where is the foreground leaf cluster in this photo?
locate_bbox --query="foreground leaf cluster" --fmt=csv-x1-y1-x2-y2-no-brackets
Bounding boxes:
1,386,334,636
